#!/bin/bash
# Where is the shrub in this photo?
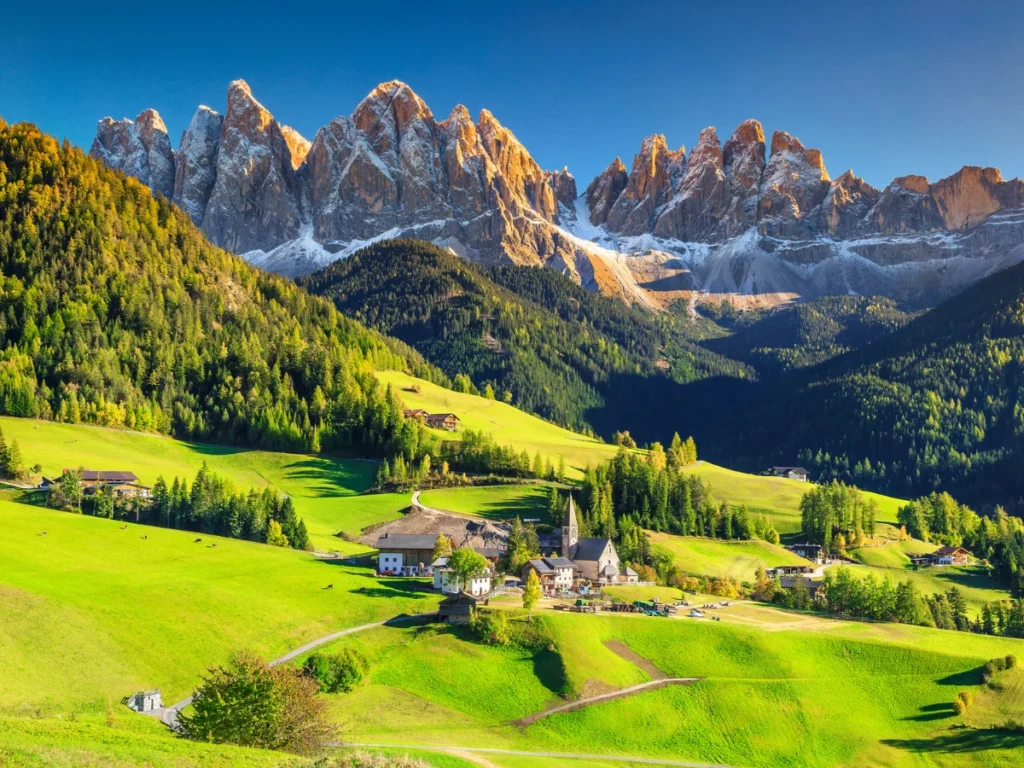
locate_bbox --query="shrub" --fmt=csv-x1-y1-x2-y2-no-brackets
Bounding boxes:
1007,654,1018,670
952,699,966,716
302,649,369,694
469,609,511,645
957,691,973,709
177,651,333,755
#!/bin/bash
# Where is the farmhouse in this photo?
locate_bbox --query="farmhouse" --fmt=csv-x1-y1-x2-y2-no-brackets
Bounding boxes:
767,466,810,482
63,470,152,499
425,413,460,432
403,409,429,420
779,575,823,600
431,556,494,596
375,533,438,576
785,543,829,563
522,557,575,594
437,592,484,624
765,565,815,578
912,546,971,567
562,497,638,586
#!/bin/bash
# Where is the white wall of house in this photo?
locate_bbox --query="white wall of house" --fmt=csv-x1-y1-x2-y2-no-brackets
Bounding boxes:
435,569,492,596
553,567,573,588
378,552,403,573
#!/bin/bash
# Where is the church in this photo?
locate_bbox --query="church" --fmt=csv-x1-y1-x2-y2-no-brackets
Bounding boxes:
561,496,638,586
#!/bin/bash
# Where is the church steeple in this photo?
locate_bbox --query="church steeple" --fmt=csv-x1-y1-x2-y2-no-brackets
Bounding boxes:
562,495,579,559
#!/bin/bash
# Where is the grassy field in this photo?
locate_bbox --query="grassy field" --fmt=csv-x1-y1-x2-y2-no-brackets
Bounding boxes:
648,532,813,582
0,416,401,553
376,371,621,478
833,562,1010,617
851,537,938,568
684,461,905,534
0,500,438,714
310,608,1024,767
418,484,553,523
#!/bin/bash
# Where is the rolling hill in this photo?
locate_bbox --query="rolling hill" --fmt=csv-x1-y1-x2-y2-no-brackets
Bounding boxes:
301,239,751,437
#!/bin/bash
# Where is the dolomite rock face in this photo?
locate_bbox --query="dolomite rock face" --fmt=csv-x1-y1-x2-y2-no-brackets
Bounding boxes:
90,83,1024,310
90,109,175,198
173,106,223,224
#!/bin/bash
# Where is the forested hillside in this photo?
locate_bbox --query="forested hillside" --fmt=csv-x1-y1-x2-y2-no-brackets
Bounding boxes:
0,120,439,454
701,296,916,374
300,240,751,434
696,260,1024,511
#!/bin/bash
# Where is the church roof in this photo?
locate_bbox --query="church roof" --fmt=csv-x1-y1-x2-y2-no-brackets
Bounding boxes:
573,537,612,562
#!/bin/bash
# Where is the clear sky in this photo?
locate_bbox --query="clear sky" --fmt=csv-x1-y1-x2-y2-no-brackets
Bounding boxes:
2,0,1022,189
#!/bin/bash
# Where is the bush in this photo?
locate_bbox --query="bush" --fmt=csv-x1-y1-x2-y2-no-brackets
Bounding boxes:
952,699,966,716
469,609,511,646
957,691,973,709
302,650,369,694
177,651,333,755
1007,654,1018,670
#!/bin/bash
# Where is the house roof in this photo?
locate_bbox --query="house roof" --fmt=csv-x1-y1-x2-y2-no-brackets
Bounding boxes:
934,546,969,556
624,566,638,577
787,542,823,551
426,412,459,420
545,557,575,569
526,559,553,574
600,563,620,576
573,537,612,562
73,470,139,482
431,557,449,568
773,466,809,475
375,533,439,550
474,547,502,560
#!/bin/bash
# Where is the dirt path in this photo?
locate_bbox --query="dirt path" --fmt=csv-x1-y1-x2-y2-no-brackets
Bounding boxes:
339,743,735,767
604,639,667,680
514,677,700,726
147,614,428,729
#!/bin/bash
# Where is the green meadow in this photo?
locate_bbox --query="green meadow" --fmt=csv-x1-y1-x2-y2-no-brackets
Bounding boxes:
0,416,399,553
418,484,553,522
648,532,812,582
310,609,1024,767
684,461,905,534
376,371,622,478
0,500,438,714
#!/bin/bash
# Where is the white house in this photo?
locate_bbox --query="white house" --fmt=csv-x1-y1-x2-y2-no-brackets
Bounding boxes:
431,557,493,596
126,689,162,712
375,533,438,576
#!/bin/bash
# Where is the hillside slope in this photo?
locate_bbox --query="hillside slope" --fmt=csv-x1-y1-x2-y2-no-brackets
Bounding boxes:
0,119,436,456
697,258,1024,509
301,239,751,435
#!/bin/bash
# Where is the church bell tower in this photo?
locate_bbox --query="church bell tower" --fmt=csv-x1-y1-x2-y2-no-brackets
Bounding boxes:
562,495,579,558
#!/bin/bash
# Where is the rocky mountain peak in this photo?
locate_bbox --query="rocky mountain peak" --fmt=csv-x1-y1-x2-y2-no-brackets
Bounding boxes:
280,126,310,169
584,157,629,226
89,109,175,199
476,108,556,221
758,130,831,236
654,128,729,240
605,134,679,234
722,119,766,231
172,105,223,224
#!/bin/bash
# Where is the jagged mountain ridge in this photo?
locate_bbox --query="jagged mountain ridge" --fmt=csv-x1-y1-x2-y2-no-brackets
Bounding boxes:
92,81,1024,310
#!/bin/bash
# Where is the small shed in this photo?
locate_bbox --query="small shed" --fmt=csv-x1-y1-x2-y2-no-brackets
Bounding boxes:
126,689,162,712
438,592,485,624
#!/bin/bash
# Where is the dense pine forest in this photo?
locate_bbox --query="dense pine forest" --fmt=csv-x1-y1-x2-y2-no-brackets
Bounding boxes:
300,240,751,435
0,120,441,456
690,259,1024,512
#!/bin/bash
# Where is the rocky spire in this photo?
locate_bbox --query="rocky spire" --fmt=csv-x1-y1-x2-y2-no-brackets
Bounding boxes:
606,135,681,235
722,119,766,232
819,170,879,237
172,106,223,225
655,127,728,240
280,125,311,170
477,109,557,222
90,109,176,199
584,157,628,226
757,130,831,237
202,80,304,253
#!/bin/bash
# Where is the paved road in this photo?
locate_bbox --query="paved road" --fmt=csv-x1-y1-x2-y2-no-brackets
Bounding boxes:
517,677,700,725
337,743,736,767
149,614,426,729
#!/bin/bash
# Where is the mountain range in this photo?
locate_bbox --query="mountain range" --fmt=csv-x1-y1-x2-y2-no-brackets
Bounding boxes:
91,80,1024,310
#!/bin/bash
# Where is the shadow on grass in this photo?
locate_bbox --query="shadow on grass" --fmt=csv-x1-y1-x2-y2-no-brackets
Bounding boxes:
533,647,570,698
465,489,550,522
882,727,1024,753
937,668,985,687
904,702,957,722
280,457,376,497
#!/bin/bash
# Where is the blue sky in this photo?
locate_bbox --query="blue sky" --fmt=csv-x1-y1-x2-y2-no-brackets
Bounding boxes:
2,0,1022,189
